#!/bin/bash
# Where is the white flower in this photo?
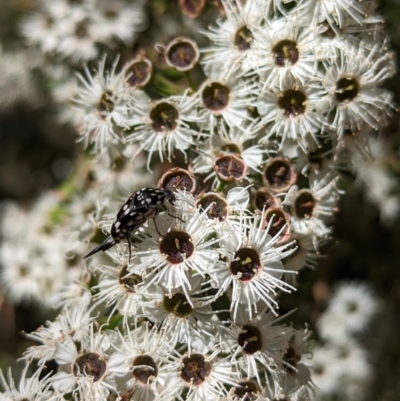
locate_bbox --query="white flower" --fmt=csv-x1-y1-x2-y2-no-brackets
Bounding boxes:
298,0,369,30
20,4,63,54
262,371,311,401
23,295,94,365
352,140,400,222
321,45,396,133
314,17,387,59
0,236,70,306
52,76,86,127
57,8,98,62
281,327,314,391
51,281,92,309
257,77,327,151
126,92,200,170
283,234,321,284
0,364,53,401
247,17,321,88
111,324,173,401
141,276,218,352
306,345,342,395
162,344,239,401
0,201,28,239
0,194,82,306
195,74,258,132
193,122,264,186
75,56,132,156
130,193,221,302
0,240,42,303
200,0,264,75
91,145,152,195
67,188,110,234
214,213,297,318
317,281,378,341
90,0,146,45
0,49,42,110
227,307,295,383
51,326,129,399
222,378,264,401
331,339,371,381
93,252,145,318
195,186,252,225
293,137,340,181
283,177,340,238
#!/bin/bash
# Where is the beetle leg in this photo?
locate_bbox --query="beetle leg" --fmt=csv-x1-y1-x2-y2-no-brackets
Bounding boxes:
153,217,163,237
162,205,184,222
127,236,132,263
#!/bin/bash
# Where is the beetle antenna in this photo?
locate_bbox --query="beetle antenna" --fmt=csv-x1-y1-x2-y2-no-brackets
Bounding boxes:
83,236,117,259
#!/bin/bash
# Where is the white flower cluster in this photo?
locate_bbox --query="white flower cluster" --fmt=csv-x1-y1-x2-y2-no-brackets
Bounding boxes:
56,0,395,165
0,192,81,307
311,282,379,400
0,0,395,401
20,0,146,63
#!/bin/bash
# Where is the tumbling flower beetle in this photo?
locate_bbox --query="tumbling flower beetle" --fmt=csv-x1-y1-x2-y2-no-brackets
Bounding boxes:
84,187,176,260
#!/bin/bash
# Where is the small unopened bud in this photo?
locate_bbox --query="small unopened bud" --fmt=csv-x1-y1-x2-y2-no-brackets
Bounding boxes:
292,189,316,219
196,192,228,221
262,207,291,243
253,187,281,213
123,56,152,89
165,37,199,72
263,157,296,193
214,153,247,182
179,0,206,18
158,167,197,193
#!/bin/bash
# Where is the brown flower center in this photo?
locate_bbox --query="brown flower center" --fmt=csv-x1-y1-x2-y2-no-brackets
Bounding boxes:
283,344,301,372
163,292,193,317
159,231,194,264
202,82,230,112
230,248,261,282
179,0,206,18
73,352,107,381
237,324,262,354
278,89,307,118
97,91,115,119
272,39,299,67
119,265,142,293
234,26,253,51
335,77,359,103
159,168,196,192
180,354,211,385
132,355,158,384
150,102,179,132
234,380,260,401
